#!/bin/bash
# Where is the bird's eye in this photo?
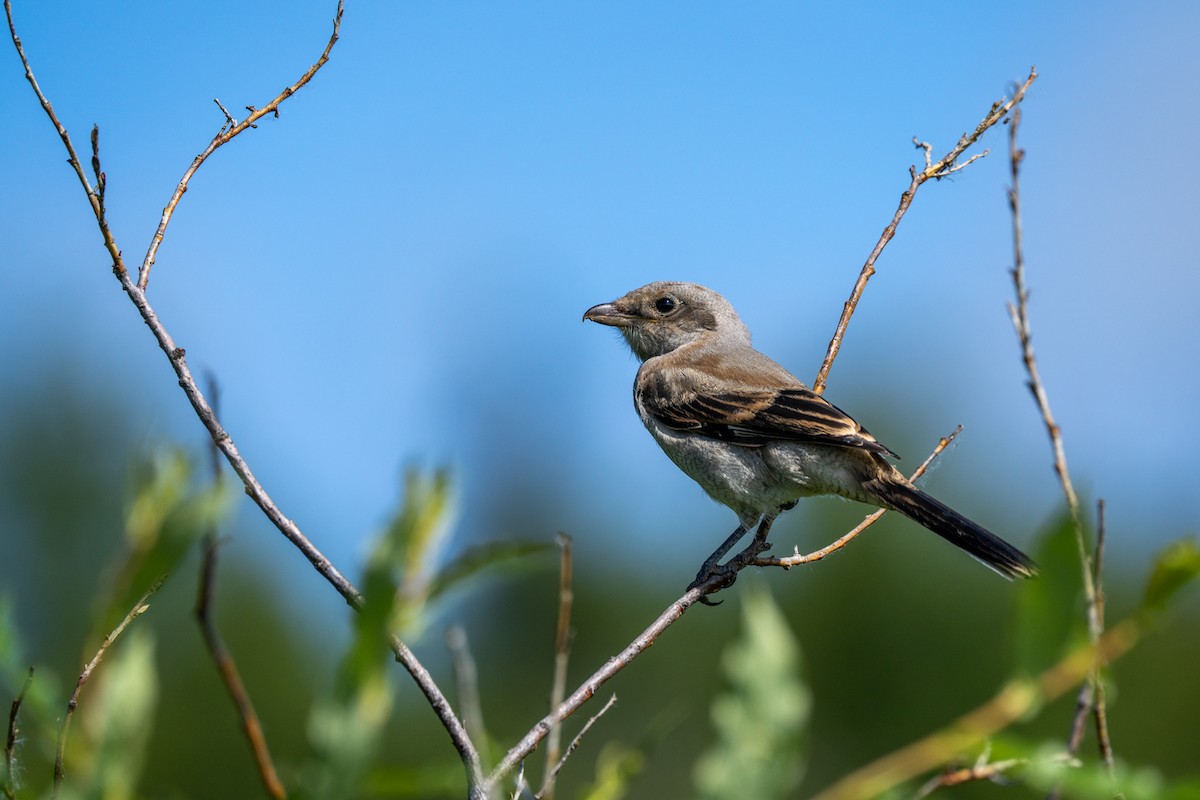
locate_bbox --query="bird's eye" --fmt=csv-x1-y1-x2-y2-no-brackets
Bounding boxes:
654,297,677,314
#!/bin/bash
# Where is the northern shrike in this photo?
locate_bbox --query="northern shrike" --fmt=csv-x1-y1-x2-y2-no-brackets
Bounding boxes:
584,281,1035,596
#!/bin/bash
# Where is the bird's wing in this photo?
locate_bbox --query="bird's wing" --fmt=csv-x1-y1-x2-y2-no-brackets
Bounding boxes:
640,377,899,458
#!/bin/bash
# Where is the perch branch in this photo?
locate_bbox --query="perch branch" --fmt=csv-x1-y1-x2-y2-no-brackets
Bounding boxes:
54,577,165,795
491,426,963,790
812,67,1037,395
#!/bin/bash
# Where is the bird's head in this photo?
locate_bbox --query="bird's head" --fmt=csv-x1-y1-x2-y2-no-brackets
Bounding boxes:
583,281,751,360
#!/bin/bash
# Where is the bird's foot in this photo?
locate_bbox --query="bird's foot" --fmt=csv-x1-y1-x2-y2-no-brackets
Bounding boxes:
687,564,738,605
687,538,774,605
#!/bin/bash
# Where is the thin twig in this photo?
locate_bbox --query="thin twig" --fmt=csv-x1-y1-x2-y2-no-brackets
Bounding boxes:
812,67,1037,396
213,98,236,133
1006,105,1094,621
1060,681,1094,763
89,124,105,215
4,0,121,277
754,426,962,568
196,540,288,799
536,694,618,799
915,743,1019,798
540,533,574,800
811,617,1141,800
195,376,288,800
136,1,345,291
3,667,33,800
1091,500,1117,781
446,625,490,769
1006,105,1114,796
6,7,486,796
53,577,165,795
917,750,1079,798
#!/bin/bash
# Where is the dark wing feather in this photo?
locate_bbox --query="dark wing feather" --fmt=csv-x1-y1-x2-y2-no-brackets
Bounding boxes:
643,383,898,458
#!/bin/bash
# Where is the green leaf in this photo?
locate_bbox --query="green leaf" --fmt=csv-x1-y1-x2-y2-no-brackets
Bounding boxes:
1141,539,1200,617
383,467,456,638
1012,510,1087,678
693,581,809,800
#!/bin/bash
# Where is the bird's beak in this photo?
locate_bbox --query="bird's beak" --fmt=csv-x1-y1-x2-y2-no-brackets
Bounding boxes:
582,302,633,327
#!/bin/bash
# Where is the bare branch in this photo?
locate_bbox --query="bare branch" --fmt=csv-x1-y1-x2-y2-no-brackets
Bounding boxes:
196,381,288,800
212,98,237,133
812,67,1037,396
54,577,165,795
5,0,122,277
1091,500,1116,778
916,748,1080,798
915,742,1022,798
754,426,962,569
1006,106,1117,794
540,533,574,800
137,0,345,291
7,6,485,793
1006,103,1081,529
196,539,288,799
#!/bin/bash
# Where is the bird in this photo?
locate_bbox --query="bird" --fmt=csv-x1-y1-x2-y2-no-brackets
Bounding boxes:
583,281,1036,598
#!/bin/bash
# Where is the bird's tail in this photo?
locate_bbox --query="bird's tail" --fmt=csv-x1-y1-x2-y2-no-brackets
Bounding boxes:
868,478,1037,580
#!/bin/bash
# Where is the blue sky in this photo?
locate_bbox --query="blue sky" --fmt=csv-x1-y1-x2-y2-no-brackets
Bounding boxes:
4,2,1198,591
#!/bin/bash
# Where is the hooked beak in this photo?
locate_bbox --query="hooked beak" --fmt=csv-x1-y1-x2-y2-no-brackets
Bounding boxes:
582,302,634,327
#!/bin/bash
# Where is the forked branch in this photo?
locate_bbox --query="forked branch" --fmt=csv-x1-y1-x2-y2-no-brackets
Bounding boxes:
5,3,484,795
137,1,344,291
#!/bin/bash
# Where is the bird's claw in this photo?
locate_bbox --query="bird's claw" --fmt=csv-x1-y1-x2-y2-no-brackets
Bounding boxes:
688,536,776,606
687,564,738,605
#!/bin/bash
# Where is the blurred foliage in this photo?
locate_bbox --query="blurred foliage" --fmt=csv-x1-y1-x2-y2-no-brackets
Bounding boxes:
66,628,158,800
1141,539,1200,619
100,449,232,636
693,582,810,800
2,382,1200,800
